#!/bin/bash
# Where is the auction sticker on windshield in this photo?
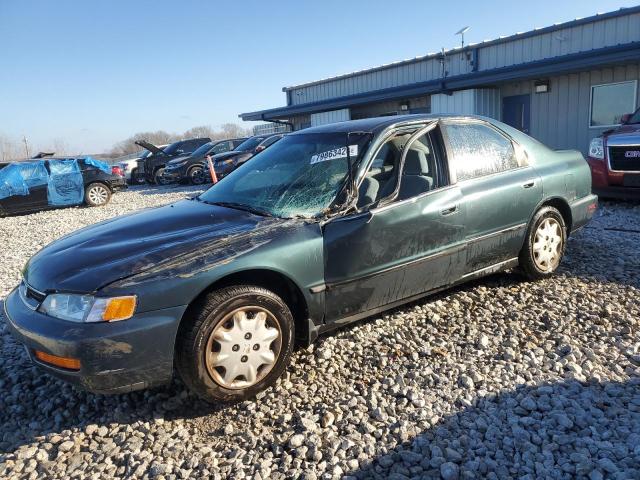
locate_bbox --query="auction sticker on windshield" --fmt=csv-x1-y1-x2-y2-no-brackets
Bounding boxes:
310,145,358,165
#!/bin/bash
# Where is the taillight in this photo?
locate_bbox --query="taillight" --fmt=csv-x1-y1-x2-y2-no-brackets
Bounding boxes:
111,166,124,177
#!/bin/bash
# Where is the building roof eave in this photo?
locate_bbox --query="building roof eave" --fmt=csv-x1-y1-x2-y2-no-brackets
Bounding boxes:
239,41,640,122
280,6,640,92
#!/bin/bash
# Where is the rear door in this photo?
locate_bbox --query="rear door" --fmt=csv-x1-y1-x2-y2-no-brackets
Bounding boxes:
322,124,467,322
441,119,542,274
21,161,50,211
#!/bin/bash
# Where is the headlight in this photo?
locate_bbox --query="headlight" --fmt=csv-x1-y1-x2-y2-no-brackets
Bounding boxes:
38,294,137,323
589,137,604,160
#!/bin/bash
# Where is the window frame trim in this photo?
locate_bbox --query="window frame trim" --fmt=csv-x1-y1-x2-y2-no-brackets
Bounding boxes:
588,80,638,129
376,122,440,209
440,118,523,184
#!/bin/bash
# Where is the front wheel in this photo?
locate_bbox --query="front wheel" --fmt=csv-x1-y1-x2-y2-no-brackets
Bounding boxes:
85,183,112,207
154,168,171,186
188,165,206,185
175,285,295,402
519,206,567,280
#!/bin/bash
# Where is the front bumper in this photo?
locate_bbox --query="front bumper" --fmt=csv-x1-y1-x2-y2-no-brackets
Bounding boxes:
161,168,186,183
3,287,186,394
592,185,640,200
587,157,640,199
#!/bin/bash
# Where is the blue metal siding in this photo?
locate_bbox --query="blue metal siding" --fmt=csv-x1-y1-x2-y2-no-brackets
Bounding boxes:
501,63,640,154
285,10,640,105
310,109,351,127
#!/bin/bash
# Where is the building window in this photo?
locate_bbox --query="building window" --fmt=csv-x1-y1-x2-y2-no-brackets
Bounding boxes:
590,81,637,128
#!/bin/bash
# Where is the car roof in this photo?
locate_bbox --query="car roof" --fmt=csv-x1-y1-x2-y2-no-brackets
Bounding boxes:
289,114,495,135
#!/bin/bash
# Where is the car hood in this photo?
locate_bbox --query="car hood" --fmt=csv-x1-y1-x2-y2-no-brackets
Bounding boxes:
24,199,297,293
605,123,640,141
134,140,164,155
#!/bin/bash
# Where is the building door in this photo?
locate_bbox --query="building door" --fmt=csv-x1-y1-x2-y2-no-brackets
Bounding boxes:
502,94,530,134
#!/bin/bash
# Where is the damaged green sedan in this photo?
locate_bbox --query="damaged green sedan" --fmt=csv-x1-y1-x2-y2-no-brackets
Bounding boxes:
5,115,597,402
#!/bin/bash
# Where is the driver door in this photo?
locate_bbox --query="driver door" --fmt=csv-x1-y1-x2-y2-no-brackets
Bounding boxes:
322,125,467,323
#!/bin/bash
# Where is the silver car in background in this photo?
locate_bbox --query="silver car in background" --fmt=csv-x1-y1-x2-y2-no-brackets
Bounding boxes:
117,145,167,185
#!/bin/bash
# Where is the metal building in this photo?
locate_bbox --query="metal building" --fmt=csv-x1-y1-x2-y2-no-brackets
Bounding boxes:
240,6,640,154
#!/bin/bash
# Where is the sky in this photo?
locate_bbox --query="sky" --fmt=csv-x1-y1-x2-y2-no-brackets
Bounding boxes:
0,0,638,154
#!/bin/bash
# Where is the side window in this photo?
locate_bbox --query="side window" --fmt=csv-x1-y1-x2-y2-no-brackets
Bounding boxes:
183,141,198,153
397,132,439,201
444,122,518,182
210,141,230,154
262,136,280,147
357,132,411,208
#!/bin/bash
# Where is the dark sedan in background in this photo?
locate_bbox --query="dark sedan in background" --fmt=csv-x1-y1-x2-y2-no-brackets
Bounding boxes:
210,134,283,180
161,137,247,185
4,115,596,402
135,137,211,185
0,157,126,216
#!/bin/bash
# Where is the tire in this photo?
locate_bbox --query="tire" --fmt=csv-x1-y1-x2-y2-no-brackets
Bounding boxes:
85,183,112,207
154,168,171,186
519,206,567,280
188,165,206,185
175,285,295,403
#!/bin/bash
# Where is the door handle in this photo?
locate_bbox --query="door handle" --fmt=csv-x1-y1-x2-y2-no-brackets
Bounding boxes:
522,180,536,189
440,204,459,216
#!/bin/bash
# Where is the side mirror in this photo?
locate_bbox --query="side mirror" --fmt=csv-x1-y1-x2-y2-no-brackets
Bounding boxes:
254,145,266,153
621,113,632,124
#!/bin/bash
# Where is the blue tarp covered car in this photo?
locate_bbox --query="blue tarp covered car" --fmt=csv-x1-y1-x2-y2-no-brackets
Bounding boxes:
0,157,126,217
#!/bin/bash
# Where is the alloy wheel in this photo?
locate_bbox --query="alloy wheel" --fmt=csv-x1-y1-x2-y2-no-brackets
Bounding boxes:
190,166,205,185
532,217,563,272
205,306,282,389
87,185,109,205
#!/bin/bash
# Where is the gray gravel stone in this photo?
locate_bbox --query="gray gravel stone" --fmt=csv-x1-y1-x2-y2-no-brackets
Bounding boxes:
0,190,638,479
440,461,460,480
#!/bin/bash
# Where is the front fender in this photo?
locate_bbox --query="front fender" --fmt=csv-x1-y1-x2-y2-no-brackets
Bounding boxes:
101,221,325,322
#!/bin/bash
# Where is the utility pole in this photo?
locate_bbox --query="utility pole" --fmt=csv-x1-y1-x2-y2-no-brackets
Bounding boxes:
22,135,30,159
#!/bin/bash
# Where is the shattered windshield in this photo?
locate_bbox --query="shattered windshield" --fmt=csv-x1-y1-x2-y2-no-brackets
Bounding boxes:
199,132,370,218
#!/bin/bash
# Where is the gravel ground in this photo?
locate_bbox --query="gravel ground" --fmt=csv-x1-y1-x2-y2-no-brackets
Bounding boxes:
0,186,639,480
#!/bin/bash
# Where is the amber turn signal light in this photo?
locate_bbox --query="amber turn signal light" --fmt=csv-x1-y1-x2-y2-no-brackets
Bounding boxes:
102,296,137,322
34,350,81,370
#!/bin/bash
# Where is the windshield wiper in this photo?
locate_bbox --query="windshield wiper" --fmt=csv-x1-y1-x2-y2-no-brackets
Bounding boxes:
204,201,274,217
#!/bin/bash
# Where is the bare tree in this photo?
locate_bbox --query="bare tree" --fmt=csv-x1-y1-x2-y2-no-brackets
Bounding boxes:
183,125,216,140
109,123,252,157
35,137,69,156
219,123,251,139
110,130,180,156
0,133,23,162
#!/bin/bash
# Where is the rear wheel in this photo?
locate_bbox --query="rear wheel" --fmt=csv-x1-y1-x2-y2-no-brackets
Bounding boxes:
188,165,206,185
519,206,566,280
85,183,111,207
176,285,294,402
